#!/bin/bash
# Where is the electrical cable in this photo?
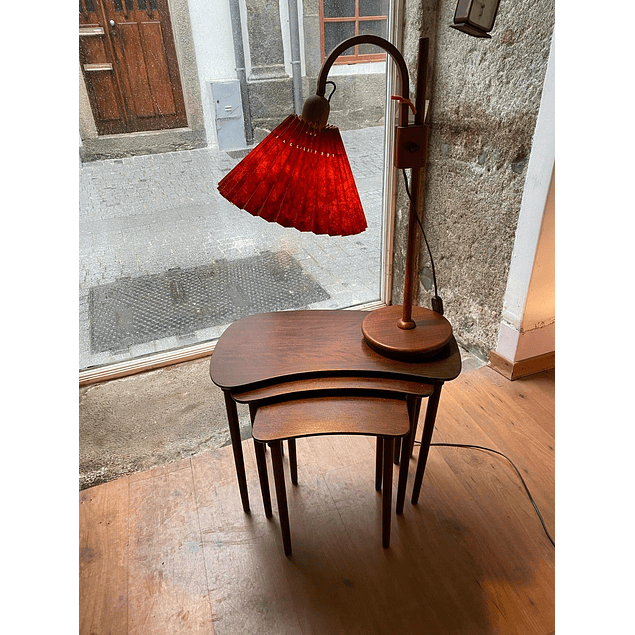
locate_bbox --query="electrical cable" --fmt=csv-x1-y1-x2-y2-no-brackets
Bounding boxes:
325,81,337,103
400,141,555,547
401,167,440,301
414,440,555,547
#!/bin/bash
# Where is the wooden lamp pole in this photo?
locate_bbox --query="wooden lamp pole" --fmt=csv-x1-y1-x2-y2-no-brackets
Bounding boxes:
304,35,453,361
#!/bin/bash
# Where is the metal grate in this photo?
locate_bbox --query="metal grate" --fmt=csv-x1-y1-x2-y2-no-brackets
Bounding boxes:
89,251,329,353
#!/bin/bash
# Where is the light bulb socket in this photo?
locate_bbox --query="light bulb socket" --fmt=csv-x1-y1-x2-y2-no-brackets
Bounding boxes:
301,94,330,128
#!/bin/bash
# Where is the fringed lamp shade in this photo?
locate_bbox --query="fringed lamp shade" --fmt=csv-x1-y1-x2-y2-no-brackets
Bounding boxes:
217,114,367,237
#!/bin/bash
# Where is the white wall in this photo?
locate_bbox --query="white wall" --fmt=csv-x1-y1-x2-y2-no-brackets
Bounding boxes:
187,0,243,147
495,33,555,363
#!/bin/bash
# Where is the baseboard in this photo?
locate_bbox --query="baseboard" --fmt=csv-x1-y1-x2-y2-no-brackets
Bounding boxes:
489,350,555,381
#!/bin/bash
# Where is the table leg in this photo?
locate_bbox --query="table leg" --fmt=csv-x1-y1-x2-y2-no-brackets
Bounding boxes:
393,438,401,465
375,437,384,491
223,390,250,513
270,441,292,557
382,437,394,548
254,440,272,518
288,438,298,485
411,383,443,505
249,403,273,517
404,396,422,461
396,395,420,514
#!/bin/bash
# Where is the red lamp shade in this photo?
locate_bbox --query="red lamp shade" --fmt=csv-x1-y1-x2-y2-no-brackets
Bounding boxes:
217,114,367,237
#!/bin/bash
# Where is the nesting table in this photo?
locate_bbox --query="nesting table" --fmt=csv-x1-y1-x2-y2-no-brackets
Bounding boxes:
209,309,462,520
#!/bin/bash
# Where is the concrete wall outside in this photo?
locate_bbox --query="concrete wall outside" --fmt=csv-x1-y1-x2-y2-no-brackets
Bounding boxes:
79,0,207,161
79,0,387,154
187,0,239,149
248,0,387,141
392,0,555,361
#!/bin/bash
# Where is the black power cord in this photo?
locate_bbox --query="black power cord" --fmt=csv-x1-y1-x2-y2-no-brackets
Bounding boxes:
325,80,337,102
401,168,444,314
401,154,554,547
415,440,555,547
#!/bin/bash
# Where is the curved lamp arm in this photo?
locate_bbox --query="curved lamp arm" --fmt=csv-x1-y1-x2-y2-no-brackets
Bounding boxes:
317,35,411,127
302,35,414,129
304,35,431,331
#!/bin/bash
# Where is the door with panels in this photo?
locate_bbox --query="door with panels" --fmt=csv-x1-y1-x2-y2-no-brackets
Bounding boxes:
79,0,188,135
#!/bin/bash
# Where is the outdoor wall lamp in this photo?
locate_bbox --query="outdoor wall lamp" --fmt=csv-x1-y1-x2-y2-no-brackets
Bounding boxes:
451,0,502,38
218,6,501,361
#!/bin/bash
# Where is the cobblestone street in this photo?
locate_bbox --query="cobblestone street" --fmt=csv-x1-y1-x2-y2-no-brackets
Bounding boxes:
79,126,386,371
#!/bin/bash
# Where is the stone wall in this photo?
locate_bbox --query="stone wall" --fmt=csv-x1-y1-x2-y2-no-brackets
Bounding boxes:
393,0,555,360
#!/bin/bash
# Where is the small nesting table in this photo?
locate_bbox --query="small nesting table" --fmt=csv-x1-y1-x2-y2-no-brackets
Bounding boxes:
252,394,411,555
209,310,462,526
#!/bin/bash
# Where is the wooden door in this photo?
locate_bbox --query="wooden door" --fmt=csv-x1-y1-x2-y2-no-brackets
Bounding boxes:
79,0,188,135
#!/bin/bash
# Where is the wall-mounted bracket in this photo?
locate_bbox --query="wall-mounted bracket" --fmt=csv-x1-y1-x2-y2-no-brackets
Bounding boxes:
394,125,429,169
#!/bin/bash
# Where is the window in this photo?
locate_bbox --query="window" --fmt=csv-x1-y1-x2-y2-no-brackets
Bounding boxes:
320,0,389,63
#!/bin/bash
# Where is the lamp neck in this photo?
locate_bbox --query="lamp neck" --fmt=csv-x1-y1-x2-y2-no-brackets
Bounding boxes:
315,35,412,127
309,36,436,326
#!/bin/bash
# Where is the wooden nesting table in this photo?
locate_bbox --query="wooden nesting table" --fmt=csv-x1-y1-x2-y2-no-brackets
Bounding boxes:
209,310,462,519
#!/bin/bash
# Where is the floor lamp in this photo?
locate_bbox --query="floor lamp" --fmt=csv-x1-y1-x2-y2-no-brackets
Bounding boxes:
218,2,502,361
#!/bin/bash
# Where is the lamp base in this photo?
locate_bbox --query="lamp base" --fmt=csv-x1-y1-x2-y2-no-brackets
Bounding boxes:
362,305,453,361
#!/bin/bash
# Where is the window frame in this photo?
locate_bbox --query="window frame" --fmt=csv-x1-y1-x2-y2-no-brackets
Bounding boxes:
319,0,388,64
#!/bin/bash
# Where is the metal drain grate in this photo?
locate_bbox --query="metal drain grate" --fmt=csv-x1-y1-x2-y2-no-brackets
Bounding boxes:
89,251,329,353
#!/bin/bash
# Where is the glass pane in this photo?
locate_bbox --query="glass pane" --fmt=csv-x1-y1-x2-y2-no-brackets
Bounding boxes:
324,21,356,57
323,0,355,19
80,0,389,376
125,0,134,11
359,0,389,17
358,19,388,54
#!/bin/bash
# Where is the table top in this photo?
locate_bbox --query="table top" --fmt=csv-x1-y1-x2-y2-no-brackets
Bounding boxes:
252,395,412,442
210,310,462,391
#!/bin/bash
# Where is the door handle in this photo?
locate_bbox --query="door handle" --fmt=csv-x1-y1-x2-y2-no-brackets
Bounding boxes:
84,63,113,72
79,26,105,36
109,20,115,27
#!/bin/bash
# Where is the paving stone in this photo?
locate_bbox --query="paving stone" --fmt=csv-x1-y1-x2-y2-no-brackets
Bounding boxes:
79,127,386,370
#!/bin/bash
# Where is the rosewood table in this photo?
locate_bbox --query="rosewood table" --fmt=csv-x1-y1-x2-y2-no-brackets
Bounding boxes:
209,309,462,516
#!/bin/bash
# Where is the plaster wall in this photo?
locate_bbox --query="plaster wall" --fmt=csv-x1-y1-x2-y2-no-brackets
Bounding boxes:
522,173,555,334
393,0,555,360
187,0,238,149
497,169,555,362
496,30,555,364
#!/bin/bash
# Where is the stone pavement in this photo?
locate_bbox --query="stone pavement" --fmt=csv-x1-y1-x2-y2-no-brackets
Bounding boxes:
79,126,386,371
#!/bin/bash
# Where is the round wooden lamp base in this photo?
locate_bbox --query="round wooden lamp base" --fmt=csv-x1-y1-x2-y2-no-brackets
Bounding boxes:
361,305,453,361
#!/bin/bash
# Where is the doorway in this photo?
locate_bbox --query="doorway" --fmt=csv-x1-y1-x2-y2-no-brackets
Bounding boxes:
79,0,188,135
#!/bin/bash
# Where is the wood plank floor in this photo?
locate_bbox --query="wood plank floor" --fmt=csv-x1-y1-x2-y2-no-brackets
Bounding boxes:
79,365,555,635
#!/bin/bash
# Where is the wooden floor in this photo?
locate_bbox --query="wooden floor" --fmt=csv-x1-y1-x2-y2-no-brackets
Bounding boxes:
79,365,555,635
